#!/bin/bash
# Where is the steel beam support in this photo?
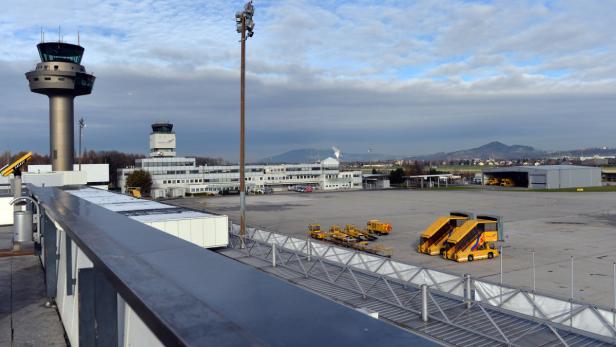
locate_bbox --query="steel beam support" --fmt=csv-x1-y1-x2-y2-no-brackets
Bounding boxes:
43,213,58,299
228,229,614,346
421,284,429,322
65,233,73,295
464,273,472,309
78,267,118,347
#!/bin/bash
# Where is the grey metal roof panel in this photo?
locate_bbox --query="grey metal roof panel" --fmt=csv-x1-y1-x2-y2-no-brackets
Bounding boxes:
31,186,438,347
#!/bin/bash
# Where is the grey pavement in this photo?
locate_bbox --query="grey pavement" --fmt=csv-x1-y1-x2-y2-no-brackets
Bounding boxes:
168,189,616,308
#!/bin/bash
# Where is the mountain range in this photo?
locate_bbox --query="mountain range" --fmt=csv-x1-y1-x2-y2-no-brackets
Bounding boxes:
257,149,395,164
258,141,612,163
406,141,545,161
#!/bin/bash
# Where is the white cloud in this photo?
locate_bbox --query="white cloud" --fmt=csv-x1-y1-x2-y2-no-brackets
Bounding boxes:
0,0,615,159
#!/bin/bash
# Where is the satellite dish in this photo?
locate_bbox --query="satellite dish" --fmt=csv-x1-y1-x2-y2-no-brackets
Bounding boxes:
332,146,341,160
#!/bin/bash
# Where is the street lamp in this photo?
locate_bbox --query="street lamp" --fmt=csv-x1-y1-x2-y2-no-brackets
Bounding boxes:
236,1,254,248
78,118,86,171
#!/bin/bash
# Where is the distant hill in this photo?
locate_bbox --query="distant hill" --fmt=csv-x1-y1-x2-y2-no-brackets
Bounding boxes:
257,148,397,164
550,147,616,157
408,141,546,161
258,142,613,164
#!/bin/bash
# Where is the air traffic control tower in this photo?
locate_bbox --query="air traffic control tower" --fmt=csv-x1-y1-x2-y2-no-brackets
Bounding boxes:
25,42,95,171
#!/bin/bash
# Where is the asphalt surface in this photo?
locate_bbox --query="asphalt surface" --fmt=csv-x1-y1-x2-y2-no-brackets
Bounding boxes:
167,188,616,308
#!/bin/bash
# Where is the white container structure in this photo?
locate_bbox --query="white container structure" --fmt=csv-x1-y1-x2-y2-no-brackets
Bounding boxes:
67,188,228,249
131,211,228,248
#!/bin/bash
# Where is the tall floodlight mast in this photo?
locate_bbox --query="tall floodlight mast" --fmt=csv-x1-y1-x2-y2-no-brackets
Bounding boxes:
235,1,255,248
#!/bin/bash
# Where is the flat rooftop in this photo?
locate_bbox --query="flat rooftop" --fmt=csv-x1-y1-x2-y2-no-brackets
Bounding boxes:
0,226,66,346
168,189,616,307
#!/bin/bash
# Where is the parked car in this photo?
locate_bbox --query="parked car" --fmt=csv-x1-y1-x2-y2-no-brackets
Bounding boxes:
263,187,274,195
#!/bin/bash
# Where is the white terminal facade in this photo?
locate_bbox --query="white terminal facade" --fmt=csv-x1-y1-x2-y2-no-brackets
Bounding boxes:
118,123,363,198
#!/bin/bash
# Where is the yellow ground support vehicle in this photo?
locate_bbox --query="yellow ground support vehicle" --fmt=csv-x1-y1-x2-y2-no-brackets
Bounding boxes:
442,215,503,262
127,187,142,198
487,177,500,185
353,241,393,258
344,224,377,241
500,178,514,187
329,225,345,234
366,220,392,235
308,224,330,240
1,152,33,177
330,229,357,243
418,212,473,255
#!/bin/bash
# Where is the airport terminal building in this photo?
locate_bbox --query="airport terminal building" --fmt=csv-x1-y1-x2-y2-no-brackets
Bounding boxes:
482,165,602,189
118,123,363,198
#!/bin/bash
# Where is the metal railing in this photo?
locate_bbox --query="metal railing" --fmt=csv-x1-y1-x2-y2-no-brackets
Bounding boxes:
27,186,438,347
228,224,616,346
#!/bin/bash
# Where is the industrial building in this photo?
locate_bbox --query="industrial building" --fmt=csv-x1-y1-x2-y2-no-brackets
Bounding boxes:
483,165,602,189
117,123,363,198
362,174,390,189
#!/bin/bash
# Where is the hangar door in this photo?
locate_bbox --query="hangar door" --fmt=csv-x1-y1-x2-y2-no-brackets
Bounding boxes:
528,174,546,189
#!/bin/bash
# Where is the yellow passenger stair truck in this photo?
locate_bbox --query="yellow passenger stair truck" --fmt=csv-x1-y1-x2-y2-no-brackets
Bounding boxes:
442,215,503,262
1,152,33,178
366,219,392,235
418,211,474,255
1,152,33,202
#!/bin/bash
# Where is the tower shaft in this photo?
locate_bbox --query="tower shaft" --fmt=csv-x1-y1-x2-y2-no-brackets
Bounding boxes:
49,95,75,171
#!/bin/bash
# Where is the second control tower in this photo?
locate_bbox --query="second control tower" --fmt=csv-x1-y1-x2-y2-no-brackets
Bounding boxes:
25,41,95,171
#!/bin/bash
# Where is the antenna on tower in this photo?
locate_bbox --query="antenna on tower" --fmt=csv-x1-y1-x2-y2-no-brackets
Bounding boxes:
58,25,61,43
78,31,80,46
40,27,43,43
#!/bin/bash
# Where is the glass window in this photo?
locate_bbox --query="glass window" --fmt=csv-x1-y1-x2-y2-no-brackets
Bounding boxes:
38,43,84,64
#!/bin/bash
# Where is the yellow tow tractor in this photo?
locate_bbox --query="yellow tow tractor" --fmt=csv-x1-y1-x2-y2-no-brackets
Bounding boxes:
354,241,393,258
442,215,503,262
487,177,500,186
418,212,473,255
308,224,330,240
329,225,357,243
500,178,514,187
345,224,378,241
366,219,392,235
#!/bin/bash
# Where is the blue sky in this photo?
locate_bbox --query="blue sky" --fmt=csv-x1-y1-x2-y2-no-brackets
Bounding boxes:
1,0,615,160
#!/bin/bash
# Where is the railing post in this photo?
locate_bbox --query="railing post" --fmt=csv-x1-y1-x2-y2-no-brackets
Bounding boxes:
464,273,472,309
421,284,429,322
272,243,276,268
307,238,312,262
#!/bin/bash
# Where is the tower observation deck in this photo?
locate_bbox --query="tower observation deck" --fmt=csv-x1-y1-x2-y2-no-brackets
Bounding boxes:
25,42,95,171
150,122,176,157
